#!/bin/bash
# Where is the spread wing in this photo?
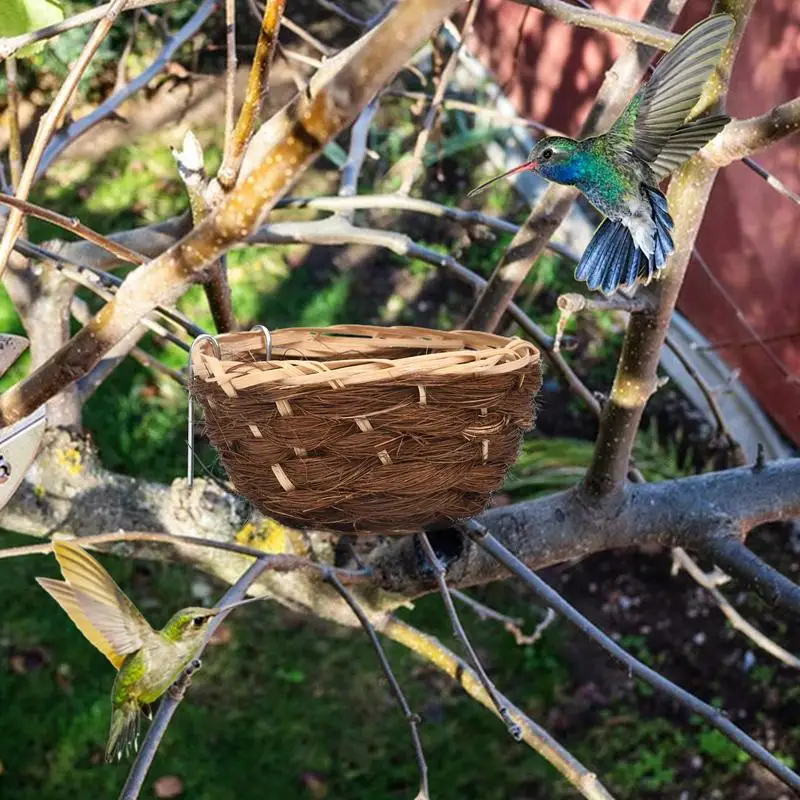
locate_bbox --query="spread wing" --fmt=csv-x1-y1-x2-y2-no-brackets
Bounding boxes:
37,539,152,669
611,15,734,163
650,114,730,180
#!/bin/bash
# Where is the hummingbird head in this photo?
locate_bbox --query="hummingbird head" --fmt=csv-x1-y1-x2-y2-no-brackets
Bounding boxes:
466,136,581,198
162,606,219,643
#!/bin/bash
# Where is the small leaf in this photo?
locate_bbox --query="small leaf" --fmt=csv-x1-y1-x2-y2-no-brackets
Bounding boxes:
0,0,66,58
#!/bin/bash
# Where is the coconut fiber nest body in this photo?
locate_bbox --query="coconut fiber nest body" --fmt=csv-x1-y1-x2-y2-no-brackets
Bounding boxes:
191,325,542,534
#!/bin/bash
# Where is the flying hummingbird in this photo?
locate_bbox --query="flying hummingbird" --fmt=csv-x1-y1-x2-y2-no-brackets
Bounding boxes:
468,14,735,295
36,538,261,761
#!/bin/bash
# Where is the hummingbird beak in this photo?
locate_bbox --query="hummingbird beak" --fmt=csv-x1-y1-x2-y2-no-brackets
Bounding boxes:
215,595,266,614
466,161,535,198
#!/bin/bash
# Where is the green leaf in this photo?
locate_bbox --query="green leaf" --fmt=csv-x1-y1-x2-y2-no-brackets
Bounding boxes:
0,0,65,58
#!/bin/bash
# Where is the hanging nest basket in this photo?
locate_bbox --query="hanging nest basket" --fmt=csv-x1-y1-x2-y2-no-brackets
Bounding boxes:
191,325,542,534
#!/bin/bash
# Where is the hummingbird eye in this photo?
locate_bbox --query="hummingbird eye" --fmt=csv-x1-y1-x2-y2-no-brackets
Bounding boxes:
192,616,206,627
541,148,554,161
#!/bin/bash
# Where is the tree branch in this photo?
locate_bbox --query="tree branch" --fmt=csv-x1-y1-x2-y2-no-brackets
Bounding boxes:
217,0,287,191
704,96,800,166
0,0,133,276
466,522,800,793
384,617,615,800
0,0,468,427
581,0,754,499
0,0,179,61
508,0,678,50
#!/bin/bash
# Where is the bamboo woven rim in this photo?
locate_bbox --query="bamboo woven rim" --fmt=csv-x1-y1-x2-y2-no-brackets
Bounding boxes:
191,325,541,533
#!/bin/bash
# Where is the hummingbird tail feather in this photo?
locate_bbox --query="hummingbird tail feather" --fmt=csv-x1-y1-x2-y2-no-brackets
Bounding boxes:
106,703,141,762
576,187,674,295
638,187,675,285
575,218,642,295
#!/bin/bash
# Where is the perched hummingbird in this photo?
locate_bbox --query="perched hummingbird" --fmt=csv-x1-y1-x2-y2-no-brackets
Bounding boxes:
468,14,734,295
36,538,261,761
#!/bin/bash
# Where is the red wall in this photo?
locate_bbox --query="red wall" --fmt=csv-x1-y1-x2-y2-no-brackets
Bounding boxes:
472,0,800,445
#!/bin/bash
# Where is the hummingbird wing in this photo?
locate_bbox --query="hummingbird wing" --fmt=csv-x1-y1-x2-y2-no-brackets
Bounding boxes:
649,114,730,180
40,539,153,668
36,577,128,669
611,15,734,163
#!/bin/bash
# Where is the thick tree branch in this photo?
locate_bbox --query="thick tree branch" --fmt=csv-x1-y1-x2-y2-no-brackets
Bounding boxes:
703,96,800,166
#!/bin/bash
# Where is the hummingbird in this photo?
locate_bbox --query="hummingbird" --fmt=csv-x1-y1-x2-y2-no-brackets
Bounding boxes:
36,538,262,761
468,14,735,295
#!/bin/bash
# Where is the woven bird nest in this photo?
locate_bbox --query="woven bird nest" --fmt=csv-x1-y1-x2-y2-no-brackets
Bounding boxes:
190,325,541,534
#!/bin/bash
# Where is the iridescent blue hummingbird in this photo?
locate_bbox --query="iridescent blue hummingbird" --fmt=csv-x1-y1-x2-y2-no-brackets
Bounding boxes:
468,15,734,295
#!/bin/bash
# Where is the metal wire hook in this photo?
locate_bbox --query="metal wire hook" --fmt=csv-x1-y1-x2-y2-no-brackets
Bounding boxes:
250,324,272,361
187,334,220,488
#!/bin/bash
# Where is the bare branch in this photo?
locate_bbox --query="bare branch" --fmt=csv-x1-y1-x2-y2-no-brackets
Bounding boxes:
704,96,800,166
465,521,800,794
508,0,678,50
384,617,616,800
0,0,179,61
5,58,23,189
398,0,481,194
119,556,274,800
581,3,754,499
0,0,473,428
672,548,800,670
34,0,219,181
702,534,800,616
0,0,133,276
339,98,379,207
325,571,429,800
223,0,237,155
418,531,521,739
217,0,287,191
0,193,145,265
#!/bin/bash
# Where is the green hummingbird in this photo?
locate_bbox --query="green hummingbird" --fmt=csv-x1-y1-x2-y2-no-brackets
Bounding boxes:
36,538,261,761
468,14,735,295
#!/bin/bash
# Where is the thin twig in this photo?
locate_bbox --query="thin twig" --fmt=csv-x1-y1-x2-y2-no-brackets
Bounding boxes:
384,617,615,800
118,556,273,800
282,15,334,56
5,58,23,190
339,98,379,205
741,156,800,206
418,532,522,740
671,548,800,670
452,589,557,646
113,9,140,92
0,531,368,586
218,0,287,191
13,238,205,343
0,0,133,277
509,0,678,49
0,0,178,60
324,570,429,800
224,0,237,155
314,0,366,28
463,519,800,794
0,193,146,265
398,0,481,195
35,0,219,182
